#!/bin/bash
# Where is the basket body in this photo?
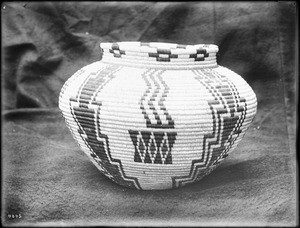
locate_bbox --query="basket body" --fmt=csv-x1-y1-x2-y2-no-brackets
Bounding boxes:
59,42,257,190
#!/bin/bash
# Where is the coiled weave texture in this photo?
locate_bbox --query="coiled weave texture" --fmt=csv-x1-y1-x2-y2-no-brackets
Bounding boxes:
59,42,257,190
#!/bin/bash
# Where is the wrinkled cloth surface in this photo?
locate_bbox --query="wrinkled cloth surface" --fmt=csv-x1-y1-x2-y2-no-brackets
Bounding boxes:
2,2,297,226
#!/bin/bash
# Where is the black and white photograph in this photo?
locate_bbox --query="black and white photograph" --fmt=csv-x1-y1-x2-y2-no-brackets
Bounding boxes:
1,1,298,227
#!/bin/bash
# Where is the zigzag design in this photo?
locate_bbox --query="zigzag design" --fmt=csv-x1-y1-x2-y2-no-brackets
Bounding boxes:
209,70,248,167
140,69,175,129
69,64,142,189
129,69,176,165
172,69,247,188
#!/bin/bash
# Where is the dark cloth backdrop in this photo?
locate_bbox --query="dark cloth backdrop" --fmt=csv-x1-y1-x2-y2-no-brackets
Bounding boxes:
2,2,297,226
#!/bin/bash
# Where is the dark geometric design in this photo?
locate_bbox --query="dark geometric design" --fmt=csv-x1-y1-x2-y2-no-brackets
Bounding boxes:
189,48,210,61
140,69,175,129
69,64,142,189
129,130,176,164
148,49,179,62
129,69,177,165
172,69,247,188
107,42,210,62
108,43,126,58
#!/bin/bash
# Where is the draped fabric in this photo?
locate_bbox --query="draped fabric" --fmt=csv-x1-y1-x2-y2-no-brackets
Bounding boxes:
2,2,297,226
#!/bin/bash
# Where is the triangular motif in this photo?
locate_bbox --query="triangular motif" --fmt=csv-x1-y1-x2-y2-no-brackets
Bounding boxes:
149,137,157,162
138,137,145,158
129,130,176,165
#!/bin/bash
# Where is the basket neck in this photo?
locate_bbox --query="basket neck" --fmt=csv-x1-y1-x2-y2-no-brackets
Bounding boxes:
100,42,218,69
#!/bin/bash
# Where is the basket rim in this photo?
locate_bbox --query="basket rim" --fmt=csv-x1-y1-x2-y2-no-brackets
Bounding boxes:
100,41,219,54
99,41,219,69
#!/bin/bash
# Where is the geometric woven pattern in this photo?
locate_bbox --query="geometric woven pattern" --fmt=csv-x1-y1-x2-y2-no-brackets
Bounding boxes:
105,42,211,62
65,65,141,189
59,42,257,190
129,130,176,164
129,70,176,164
139,69,175,129
172,69,248,188
128,69,176,165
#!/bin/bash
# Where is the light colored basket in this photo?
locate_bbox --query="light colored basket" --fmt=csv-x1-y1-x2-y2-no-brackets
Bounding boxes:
59,42,257,190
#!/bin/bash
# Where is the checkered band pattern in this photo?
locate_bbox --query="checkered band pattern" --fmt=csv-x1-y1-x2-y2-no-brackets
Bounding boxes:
59,42,257,190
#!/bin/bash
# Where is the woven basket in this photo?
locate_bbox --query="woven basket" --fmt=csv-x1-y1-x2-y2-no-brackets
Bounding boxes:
59,42,257,190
